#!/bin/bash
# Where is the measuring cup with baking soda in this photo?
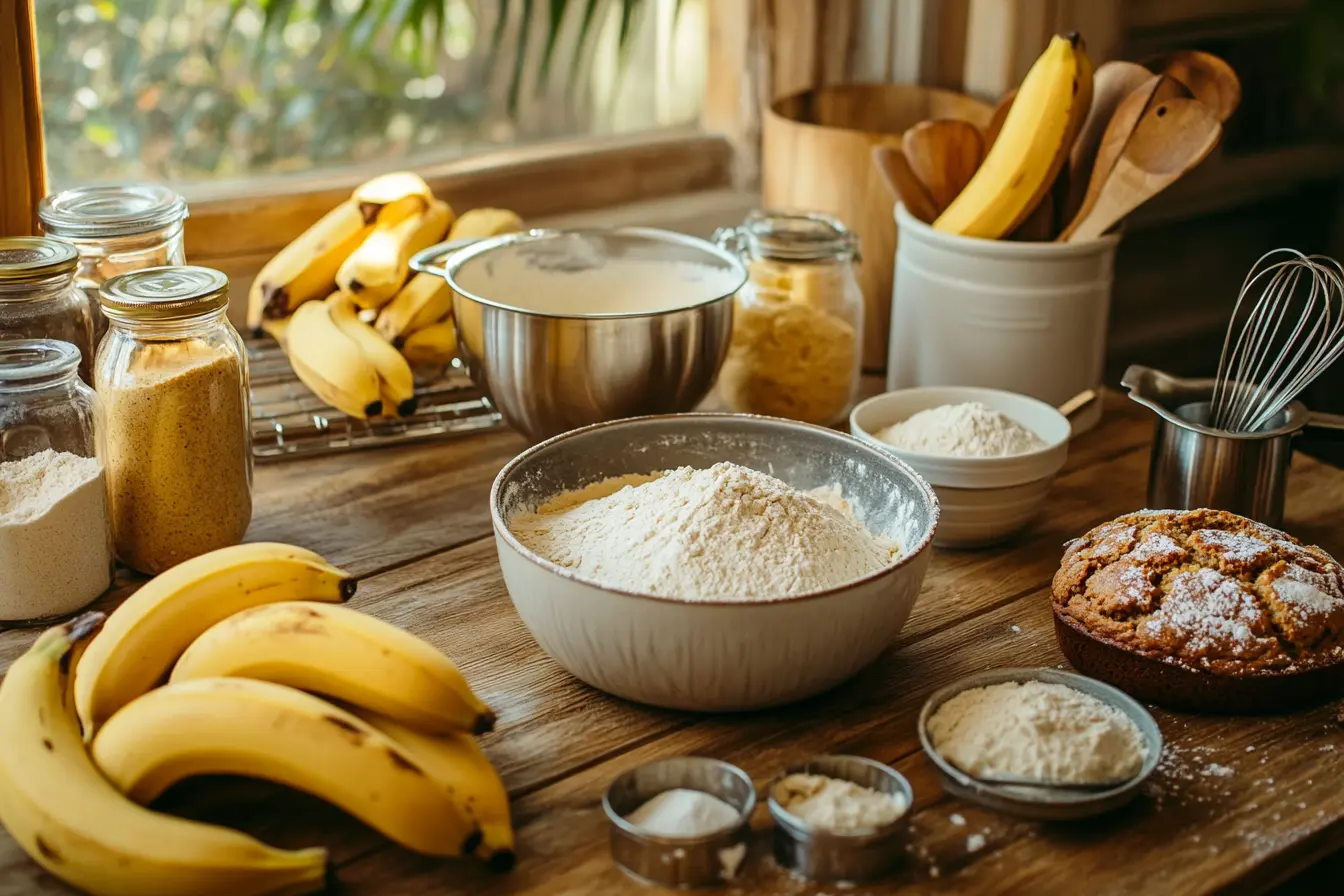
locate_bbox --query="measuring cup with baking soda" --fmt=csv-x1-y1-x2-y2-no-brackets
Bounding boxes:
1121,365,1344,527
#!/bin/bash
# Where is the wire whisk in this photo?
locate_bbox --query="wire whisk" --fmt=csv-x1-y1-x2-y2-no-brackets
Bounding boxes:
1209,249,1344,433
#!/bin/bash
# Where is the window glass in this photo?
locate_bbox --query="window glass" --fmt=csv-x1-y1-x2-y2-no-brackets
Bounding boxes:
37,0,707,188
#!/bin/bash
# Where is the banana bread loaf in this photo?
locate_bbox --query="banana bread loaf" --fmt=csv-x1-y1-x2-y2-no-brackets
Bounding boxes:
1052,509,1344,676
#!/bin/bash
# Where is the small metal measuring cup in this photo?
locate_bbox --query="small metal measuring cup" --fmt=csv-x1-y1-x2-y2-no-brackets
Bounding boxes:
1122,365,1344,526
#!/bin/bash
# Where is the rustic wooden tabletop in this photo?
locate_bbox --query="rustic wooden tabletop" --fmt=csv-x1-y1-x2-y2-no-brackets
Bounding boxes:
2,386,1342,895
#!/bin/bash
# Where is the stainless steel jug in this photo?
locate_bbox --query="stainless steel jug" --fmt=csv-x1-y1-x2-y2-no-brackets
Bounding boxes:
1121,364,1344,526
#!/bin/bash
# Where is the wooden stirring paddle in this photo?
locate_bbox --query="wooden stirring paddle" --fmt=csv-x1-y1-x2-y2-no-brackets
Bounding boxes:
871,145,939,223
1062,96,1222,242
1058,73,1187,241
1146,49,1241,122
901,120,985,214
1063,60,1152,225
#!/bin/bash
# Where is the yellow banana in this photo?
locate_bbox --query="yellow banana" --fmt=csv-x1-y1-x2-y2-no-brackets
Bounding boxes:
933,33,1093,239
326,292,417,417
74,543,354,738
246,200,375,333
448,208,524,240
376,272,454,345
0,615,328,896
351,171,433,207
92,678,485,859
356,710,515,871
284,299,383,419
337,198,449,310
171,600,496,735
400,320,458,372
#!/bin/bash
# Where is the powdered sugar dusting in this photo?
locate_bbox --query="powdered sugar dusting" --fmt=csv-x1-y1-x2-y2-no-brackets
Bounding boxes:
1094,525,1137,557
1271,575,1340,619
1191,529,1272,565
1130,533,1185,564
1140,568,1271,652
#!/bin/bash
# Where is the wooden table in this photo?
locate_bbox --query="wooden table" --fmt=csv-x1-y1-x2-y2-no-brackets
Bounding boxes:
2,388,1342,895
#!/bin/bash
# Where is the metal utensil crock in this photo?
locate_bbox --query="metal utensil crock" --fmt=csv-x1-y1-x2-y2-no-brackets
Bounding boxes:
410,229,746,443
1122,364,1344,526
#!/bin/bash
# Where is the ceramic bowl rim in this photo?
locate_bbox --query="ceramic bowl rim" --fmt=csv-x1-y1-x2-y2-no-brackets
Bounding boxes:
489,411,941,608
916,666,1163,808
849,385,1072,467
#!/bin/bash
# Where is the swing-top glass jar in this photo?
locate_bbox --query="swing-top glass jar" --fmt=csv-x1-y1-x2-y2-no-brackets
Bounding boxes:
715,211,864,425
0,338,113,623
39,184,188,344
0,237,96,384
96,266,252,575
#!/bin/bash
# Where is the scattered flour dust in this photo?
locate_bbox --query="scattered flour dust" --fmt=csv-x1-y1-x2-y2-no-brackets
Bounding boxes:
926,680,1148,784
875,401,1045,457
509,462,900,601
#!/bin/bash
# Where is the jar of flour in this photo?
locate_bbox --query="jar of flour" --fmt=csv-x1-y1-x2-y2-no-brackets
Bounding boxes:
0,338,113,623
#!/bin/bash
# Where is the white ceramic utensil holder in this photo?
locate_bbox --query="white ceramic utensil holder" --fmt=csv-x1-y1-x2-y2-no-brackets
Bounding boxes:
887,203,1120,434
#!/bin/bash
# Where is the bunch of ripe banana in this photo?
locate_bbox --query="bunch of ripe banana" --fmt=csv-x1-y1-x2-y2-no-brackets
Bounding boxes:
932,32,1093,239
0,543,513,896
246,171,523,419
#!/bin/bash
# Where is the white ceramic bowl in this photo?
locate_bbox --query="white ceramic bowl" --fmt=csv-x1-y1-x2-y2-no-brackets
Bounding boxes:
850,386,1071,548
490,413,939,712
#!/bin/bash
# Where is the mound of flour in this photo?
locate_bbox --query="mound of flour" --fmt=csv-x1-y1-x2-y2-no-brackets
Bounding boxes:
508,462,899,601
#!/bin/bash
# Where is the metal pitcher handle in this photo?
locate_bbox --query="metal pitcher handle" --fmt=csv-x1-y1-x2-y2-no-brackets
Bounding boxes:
1304,411,1344,440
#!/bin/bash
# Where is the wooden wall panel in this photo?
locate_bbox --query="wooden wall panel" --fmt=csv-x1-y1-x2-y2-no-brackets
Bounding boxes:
0,0,45,237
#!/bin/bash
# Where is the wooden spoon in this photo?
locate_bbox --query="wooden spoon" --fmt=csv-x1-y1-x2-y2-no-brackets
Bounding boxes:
1145,49,1241,122
983,89,1016,152
1062,96,1222,242
902,120,985,213
1058,73,1185,241
871,145,939,223
1063,60,1152,225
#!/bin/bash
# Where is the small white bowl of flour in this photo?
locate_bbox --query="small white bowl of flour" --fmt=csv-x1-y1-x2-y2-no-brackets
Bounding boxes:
850,387,1071,548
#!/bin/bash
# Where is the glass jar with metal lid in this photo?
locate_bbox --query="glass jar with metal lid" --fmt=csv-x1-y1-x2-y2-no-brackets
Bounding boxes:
0,237,96,384
38,184,189,344
715,211,864,425
0,338,113,623
96,266,252,574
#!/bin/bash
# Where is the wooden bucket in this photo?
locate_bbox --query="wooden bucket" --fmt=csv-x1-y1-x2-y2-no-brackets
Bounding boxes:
763,85,992,372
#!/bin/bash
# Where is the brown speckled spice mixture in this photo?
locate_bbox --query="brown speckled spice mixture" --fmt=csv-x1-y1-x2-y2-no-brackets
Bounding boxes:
101,340,250,573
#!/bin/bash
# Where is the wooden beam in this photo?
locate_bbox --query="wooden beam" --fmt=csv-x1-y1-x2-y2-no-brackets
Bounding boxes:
0,0,45,236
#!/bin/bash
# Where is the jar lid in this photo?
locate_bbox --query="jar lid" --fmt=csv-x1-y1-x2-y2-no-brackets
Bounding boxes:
0,338,82,384
100,266,229,321
0,237,79,284
741,211,860,263
38,184,189,238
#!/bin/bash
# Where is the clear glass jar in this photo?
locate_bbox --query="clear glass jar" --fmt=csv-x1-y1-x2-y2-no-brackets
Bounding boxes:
96,266,253,575
0,237,97,384
38,184,189,347
715,211,864,425
0,339,113,623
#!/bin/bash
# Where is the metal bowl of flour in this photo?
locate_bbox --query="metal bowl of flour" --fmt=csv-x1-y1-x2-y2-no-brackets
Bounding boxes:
409,229,745,443
490,413,939,711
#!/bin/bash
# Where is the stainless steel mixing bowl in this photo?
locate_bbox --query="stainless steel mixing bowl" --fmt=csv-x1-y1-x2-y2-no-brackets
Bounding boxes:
409,228,746,443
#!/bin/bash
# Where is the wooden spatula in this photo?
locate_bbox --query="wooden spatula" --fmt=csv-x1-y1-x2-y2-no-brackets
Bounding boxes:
901,120,985,213
871,145,939,223
1063,60,1152,225
1058,73,1186,241
1062,96,1222,242
1145,49,1241,122
983,89,1016,152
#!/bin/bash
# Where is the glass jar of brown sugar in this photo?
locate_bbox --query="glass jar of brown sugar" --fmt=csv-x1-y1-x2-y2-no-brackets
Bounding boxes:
0,237,97,384
96,266,252,574
38,184,189,347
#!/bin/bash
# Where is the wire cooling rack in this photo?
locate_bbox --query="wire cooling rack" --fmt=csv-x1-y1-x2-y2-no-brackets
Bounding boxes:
246,338,503,461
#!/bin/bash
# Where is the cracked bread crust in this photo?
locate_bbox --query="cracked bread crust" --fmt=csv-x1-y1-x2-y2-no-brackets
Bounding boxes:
1052,509,1344,676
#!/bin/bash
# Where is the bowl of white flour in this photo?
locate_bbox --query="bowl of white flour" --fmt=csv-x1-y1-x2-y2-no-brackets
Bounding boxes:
850,386,1071,548
490,413,939,711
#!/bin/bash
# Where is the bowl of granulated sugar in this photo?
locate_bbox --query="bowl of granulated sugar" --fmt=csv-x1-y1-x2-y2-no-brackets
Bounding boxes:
490,412,939,711
850,386,1071,548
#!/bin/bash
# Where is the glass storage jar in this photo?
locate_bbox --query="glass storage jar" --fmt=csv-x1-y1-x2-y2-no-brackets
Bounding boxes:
715,211,864,425
96,266,252,575
0,338,113,623
0,237,97,384
38,184,189,346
